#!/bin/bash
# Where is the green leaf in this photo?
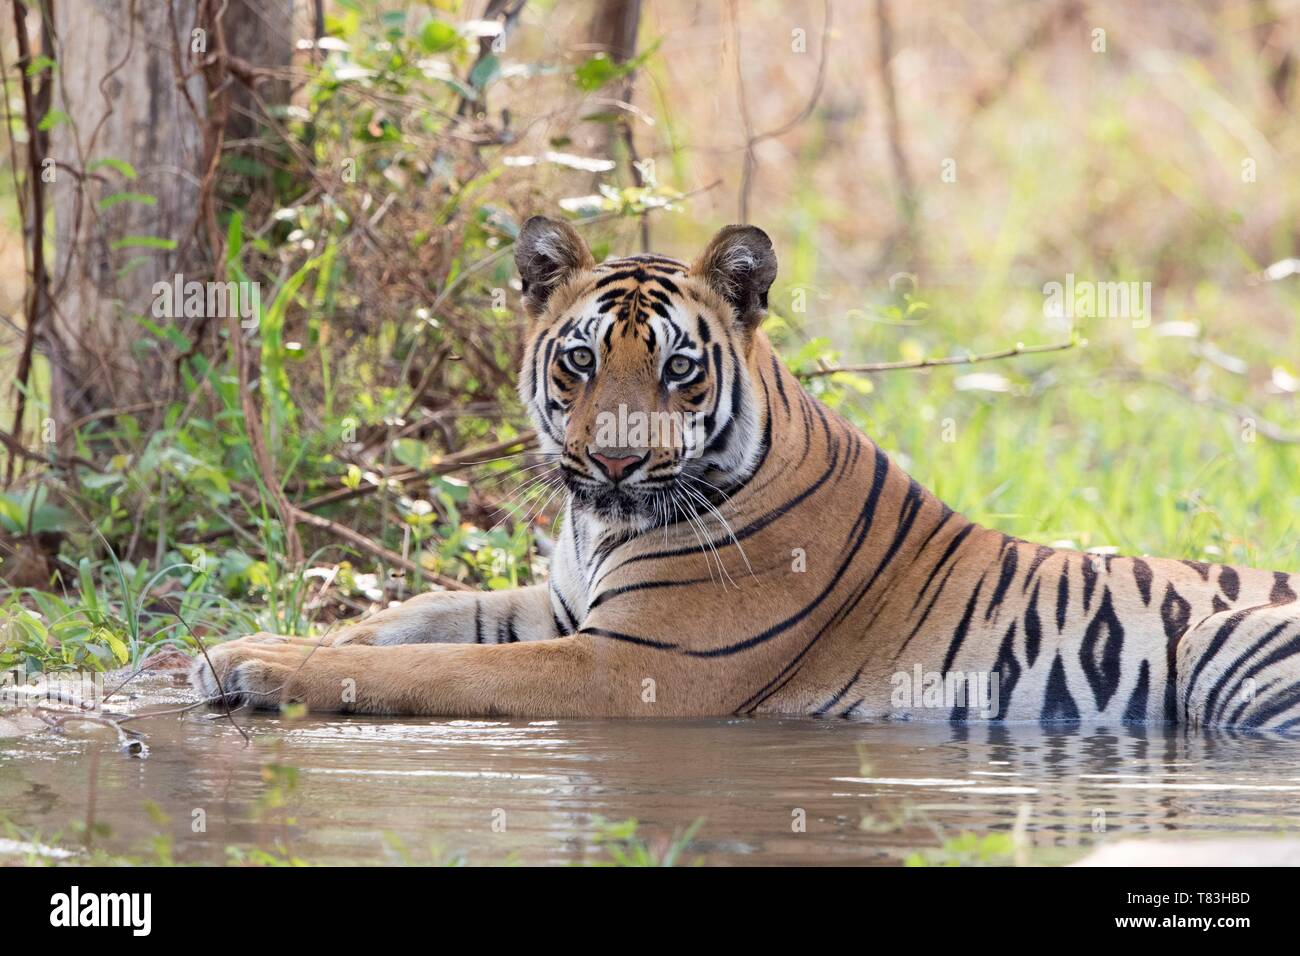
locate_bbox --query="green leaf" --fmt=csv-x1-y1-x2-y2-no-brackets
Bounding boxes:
102,630,130,666
78,558,99,615
25,55,56,77
132,314,193,351
419,18,460,53
99,192,157,211
26,502,70,535
109,235,177,251
87,157,138,179
391,438,427,470
468,53,499,91
574,42,661,93
80,471,125,491
574,53,620,92
37,109,70,131
0,495,24,533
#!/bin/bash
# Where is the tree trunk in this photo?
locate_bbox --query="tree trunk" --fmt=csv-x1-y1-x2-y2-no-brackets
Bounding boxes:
586,0,645,246
42,0,293,426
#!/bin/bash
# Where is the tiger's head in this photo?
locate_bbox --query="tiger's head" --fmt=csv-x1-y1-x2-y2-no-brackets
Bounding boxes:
515,217,778,528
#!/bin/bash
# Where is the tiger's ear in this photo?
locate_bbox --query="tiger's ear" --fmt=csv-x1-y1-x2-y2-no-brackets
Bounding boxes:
515,216,595,318
691,225,777,330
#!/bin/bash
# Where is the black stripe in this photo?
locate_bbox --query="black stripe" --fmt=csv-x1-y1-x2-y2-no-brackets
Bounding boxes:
579,626,679,650
1237,629,1300,689
1023,579,1043,667
1023,545,1053,593
589,575,714,609
939,578,986,674
1041,655,1080,721
1081,556,1098,612
1226,630,1300,723
1242,682,1300,729
1219,566,1240,602
813,670,859,717
1203,621,1289,723
1055,565,1070,631
1132,558,1152,605
552,585,579,634
1161,582,1190,721
770,353,790,413
688,445,891,659
1078,587,1124,711
1181,606,1257,716
987,620,1021,721
983,542,1020,621
1122,660,1150,722
907,522,974,615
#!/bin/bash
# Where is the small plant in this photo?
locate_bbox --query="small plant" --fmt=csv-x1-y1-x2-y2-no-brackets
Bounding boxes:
585,817,705,867
904,831,1017,868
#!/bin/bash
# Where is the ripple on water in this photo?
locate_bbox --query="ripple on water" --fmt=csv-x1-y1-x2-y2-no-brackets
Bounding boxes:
4,712,1300,865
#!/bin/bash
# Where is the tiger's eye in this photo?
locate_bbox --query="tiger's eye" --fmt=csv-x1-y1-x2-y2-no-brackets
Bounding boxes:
568,347,595,370
667,355,695,379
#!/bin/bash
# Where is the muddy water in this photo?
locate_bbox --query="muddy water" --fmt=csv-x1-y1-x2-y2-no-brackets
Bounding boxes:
3,679,1300,865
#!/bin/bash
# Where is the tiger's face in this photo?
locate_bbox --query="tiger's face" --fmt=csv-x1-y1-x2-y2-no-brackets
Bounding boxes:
515,218,778,528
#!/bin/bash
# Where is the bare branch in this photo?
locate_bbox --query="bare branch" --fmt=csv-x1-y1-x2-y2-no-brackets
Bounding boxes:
730,0,832,223
803,337,1079,377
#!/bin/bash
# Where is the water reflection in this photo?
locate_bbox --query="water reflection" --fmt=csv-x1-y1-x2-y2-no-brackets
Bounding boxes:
3,699,1300,865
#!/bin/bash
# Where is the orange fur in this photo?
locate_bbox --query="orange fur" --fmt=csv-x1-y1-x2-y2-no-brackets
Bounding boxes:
193,224,1300,729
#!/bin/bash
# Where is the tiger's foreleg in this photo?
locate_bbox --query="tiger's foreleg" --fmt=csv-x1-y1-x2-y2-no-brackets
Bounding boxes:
325,584,559,646
189,635,651,717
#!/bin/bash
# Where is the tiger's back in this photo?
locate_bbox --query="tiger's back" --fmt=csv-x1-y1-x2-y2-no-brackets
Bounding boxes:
569,331,1300,728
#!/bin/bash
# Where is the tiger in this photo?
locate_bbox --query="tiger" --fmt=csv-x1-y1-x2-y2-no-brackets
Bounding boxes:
192,216,1300,730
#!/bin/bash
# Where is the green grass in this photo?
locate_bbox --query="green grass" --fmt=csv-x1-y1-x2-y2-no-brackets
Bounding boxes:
777,281,1300,574
1,0,1297,671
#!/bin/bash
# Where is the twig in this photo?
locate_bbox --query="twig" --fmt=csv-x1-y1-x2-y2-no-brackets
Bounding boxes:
874,0,917,263
32,705,148,757
168,607,251,744
223,474,472,591
115,696,228,723
729,0,832,223
1108,368,1300,444
0,425,104,472
193,431,537,544
802,337,1079,377
285,503,473,592
6,0,54,486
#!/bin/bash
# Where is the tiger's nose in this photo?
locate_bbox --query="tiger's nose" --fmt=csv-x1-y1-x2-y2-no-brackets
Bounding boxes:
590,450,647,482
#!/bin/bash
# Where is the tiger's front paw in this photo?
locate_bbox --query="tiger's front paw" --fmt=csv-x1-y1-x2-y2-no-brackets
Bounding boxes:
190,634,301,709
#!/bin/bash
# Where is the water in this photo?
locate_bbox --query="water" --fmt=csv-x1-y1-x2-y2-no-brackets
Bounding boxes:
3,677,1300,865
